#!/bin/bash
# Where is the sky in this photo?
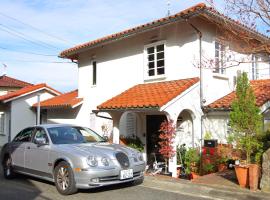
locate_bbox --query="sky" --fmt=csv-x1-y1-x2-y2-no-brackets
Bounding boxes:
0,0,225,92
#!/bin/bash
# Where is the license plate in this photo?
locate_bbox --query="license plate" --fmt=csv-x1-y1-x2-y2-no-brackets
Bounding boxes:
120,169,133,180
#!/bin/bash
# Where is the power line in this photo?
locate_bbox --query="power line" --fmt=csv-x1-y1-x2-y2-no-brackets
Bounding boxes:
0,24,59,50
0,46,57,57
0,11,74,46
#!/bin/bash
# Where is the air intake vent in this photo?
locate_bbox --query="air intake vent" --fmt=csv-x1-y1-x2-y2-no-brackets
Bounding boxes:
115,152,130,169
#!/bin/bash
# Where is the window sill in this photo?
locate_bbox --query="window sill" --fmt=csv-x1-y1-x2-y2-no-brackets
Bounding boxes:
144,75,166,83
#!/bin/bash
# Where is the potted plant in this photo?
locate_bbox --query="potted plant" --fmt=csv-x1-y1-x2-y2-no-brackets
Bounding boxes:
176,144,186,178
185,147,200,179
217,145,229,172
158,119,176,174
203,163,215,174
229,72,263,189
119,135,144,152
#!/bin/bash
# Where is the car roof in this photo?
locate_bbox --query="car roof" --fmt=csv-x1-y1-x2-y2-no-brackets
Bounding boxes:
35,124,79,129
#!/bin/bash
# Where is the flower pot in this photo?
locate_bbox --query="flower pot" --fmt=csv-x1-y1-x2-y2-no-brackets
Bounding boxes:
235,165,249,188
191,172,200,179
176,167,181,178
249,164,260,191
218,163,227,172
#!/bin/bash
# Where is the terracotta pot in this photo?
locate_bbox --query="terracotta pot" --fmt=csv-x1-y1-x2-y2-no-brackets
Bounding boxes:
191,172,200,179
176,167,181,178
218,163,227,172
249,164,260,191
235,165,249,188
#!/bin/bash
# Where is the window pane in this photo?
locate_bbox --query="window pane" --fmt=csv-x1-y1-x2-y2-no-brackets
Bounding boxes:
147,47,154,54
148,54,154,61
148,61,155,69
157,44,164,52
157,67,165,75
14,128,34,142
157,60,164,67
157,52,164,60
148,69,155,76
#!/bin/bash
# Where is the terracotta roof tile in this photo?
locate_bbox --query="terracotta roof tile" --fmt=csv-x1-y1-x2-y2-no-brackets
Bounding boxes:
0,75,32,88
207,79,270,110
98,77,199,110
0,83,61,102
60,3,269,59
33,90,83,109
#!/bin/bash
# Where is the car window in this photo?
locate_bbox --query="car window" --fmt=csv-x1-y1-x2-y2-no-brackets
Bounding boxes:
13,128,34,142
34,128,49,144
47,126,105,144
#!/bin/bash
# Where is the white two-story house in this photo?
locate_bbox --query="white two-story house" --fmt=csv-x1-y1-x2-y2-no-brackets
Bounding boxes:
43,3,270,177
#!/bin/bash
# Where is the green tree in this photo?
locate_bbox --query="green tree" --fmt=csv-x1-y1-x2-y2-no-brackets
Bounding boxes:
229,72,263,164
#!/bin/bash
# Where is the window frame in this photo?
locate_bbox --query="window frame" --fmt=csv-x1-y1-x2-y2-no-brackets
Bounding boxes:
0,112,5,135
144,41,166,80
213,41,225,74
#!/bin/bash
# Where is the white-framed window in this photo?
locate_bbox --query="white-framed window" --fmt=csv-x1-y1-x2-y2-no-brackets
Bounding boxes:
213,41,225,74
144,41,166,79
0,112,5,135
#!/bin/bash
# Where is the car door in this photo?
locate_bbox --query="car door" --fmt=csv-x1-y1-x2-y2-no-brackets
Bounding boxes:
10,128,35,171
24,127,51,178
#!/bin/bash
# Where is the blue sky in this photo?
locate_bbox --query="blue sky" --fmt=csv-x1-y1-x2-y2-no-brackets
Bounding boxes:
0,0,224,92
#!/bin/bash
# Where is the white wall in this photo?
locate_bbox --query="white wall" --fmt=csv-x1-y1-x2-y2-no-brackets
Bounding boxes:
10,91,56,139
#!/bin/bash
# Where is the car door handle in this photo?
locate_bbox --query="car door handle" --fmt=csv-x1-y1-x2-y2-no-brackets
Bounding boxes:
27,146,30,149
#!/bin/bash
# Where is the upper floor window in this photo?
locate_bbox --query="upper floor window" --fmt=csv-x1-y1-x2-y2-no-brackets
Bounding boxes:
92,61,97,86
214,41,225,74
145,42,165,79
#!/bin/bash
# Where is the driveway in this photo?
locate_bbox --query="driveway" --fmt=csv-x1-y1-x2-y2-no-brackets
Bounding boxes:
0,165,206,200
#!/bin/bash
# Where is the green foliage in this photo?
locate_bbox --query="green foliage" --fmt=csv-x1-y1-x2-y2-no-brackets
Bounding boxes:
124,136,144,152
176,144,186,165
203,163,215,174
204,131,213,140
254,130,270,163
229,72,263,164
185,148,200,174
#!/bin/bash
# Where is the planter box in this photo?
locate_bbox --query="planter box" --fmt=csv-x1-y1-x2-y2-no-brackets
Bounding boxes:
235,165,249,188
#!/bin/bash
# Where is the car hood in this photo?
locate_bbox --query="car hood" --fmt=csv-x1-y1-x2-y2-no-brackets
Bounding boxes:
55,142,136,159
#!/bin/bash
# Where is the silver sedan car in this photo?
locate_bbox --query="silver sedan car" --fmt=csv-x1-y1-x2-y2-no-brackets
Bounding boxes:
1,124,145,195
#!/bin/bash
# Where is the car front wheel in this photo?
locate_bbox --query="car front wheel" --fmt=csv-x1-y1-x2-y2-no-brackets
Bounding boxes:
3,155,15,179
54,161,77,195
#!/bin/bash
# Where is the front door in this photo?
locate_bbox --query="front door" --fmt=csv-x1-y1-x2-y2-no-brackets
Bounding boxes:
25,127,51,178
146,115,167,164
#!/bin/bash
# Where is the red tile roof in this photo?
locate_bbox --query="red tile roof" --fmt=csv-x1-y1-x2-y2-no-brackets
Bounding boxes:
98,77,199,110
60,3,269,59
0,75,32,88
0,83,61,103
32,90,83,109
206,79,270,110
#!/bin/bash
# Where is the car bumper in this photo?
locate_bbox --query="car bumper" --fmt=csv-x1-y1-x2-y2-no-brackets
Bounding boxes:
74,163,145,189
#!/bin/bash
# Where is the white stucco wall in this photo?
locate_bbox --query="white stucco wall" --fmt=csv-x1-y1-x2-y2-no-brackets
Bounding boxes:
10,91,56,139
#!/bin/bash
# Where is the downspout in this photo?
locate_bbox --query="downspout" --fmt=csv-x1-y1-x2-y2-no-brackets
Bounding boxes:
186,20,204,175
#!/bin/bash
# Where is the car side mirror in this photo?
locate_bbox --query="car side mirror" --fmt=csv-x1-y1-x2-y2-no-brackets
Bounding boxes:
35,137,47,146
103,136,109,142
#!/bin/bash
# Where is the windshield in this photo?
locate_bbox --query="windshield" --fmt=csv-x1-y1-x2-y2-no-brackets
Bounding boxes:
47,126,106,144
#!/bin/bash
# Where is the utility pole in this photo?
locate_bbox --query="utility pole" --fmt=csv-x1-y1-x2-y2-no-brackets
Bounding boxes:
37,94,41,125
167,0,171,17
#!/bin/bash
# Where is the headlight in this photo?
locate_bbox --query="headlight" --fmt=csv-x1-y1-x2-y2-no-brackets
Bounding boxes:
87,155,98,167
101,157,109,166
137,153,144,161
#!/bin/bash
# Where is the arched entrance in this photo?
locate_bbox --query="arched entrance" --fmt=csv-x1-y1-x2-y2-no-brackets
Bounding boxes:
175,109,195,148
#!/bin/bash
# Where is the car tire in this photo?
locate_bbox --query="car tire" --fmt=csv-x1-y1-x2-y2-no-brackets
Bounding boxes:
132,177,144,186
3,155,15,179
54,161,78,195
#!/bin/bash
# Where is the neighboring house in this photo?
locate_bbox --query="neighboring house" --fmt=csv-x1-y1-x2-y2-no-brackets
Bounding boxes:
0,75,32,95
0,83,61,147
204,79,270,140
33,90,83,125
58,3,270,177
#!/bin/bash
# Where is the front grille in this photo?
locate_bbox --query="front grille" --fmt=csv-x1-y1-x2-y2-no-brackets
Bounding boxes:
115,152,130,169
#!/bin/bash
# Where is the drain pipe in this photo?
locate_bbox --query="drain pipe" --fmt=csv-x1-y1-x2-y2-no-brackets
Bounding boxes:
186,20,204,174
